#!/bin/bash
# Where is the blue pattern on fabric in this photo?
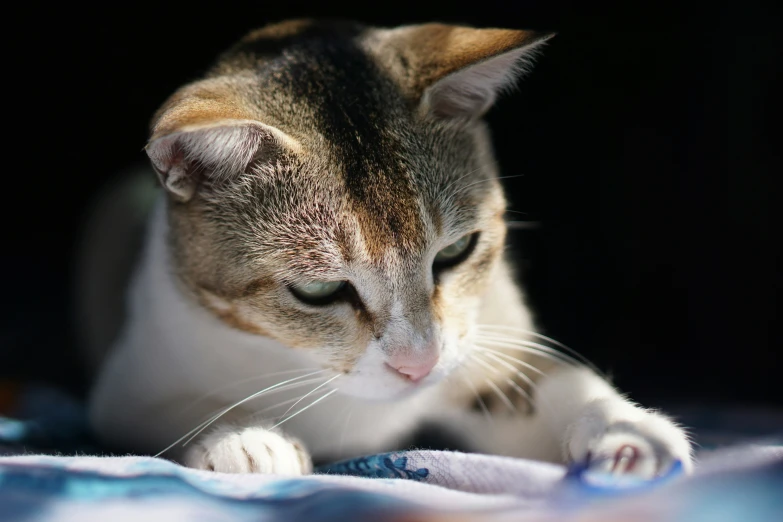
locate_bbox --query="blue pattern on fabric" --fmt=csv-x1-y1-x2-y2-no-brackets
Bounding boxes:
1,383,782,521
316,453,429,480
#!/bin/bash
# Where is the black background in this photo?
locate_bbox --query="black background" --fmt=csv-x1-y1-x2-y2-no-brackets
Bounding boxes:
3,2,781,411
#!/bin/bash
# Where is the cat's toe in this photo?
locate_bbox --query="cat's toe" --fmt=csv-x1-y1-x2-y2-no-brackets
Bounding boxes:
567,399,693,478
184,425,312,475
584,431,666,478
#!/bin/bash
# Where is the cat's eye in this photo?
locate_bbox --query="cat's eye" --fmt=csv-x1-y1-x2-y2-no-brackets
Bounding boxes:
433,232,479,270
289,280,346,305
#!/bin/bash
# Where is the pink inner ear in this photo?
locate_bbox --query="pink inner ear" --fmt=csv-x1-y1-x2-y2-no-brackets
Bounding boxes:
427,84,495,119
145,123,273,201
422,43,547,120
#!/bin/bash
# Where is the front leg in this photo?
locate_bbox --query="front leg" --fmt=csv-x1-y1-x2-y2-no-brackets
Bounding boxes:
536,366,694,476
184,422,312,475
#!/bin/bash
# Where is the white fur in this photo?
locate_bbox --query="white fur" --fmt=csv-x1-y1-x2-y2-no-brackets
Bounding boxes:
90,197,449,462
90,195,692,476
185,424,310,475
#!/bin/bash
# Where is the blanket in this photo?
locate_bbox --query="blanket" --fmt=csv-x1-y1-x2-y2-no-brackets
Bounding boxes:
1,382,782,521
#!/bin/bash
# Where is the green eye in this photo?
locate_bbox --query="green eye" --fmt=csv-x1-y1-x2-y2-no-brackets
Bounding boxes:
290,280,346,304
434,234,474,263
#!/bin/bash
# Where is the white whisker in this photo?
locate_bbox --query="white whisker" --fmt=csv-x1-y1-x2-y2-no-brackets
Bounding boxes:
476,325,602,375
469,353,502,375
476,350,539,384
458,174,525,194
482,376,516,412
503,377,534,406
178,368,323,417
505,221,541,230
475,350,555,415
187,376,330,429
474,346,549,377
180,374,330,448
271,388,340,429
278,374,342,420
254,388,331,417
459,368,493,424
441,165,485,193
338,404,355,457
154,370,326,457
473,336,577,368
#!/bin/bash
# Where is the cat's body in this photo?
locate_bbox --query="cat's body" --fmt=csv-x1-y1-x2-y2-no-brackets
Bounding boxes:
85,19,692,476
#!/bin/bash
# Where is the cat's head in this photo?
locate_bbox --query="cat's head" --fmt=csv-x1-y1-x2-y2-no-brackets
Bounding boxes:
146,19,552,400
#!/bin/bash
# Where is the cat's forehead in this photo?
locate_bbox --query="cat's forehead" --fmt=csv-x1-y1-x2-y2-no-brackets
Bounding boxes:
196,20,505,272
216,22,428,259
210,150,492,280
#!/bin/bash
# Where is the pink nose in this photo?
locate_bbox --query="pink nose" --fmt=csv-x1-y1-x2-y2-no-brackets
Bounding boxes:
388,354,439,383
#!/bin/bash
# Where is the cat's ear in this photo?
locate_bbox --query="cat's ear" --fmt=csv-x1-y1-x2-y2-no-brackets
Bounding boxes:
381,25,554,120
145,84,299,202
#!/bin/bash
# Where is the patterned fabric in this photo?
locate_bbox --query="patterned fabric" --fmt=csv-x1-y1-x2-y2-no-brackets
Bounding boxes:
1,382,782,521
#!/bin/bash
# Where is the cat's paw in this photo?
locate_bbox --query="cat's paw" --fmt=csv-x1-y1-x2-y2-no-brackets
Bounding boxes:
566,398,693,478
184,425,312,475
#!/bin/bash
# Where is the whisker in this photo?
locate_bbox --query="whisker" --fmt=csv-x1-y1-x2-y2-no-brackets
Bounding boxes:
475,325,603,376
471,351,537,410
180,375,330,448
254,388,331,418
459,368,493,424
503,377,534,407
473,335,579,368
154,370,326,457
338,404,355,457
475,328,580,359
179,368,321,416
314,401,352,449
475,350,541,390
458,174,526,194
186,376,330,431
505,221,541,230
469,353,502,375
484,378,516,412
441,165,486,193
278,374,342,420
473,345,550,377
271,388,340,430
475,349,556,415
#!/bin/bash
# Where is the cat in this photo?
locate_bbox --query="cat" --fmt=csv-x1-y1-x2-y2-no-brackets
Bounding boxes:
83,19,692,477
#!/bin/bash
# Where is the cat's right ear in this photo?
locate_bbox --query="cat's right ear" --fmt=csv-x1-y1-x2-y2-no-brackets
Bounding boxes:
145,85,299,202
377,24,555,120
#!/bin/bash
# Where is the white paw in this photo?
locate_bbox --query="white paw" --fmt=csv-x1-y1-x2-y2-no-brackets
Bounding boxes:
184,425,312,475
566,398,693,478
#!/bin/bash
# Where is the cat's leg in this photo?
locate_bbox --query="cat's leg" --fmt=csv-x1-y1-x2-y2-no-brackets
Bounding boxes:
536,366,693,476
184,421,311,475
464,366,693,477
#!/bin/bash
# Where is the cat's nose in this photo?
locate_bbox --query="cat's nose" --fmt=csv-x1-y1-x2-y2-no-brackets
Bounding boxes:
387,353,439,383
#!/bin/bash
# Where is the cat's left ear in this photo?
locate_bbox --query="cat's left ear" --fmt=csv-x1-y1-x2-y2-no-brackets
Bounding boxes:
379,24,555,120
144,80,300,202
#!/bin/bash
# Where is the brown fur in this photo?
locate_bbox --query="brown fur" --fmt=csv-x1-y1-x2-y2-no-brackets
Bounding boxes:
388,24,547,95
145,19,546,375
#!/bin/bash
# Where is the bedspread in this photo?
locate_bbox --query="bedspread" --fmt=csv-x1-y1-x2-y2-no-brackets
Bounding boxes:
1,382,781,521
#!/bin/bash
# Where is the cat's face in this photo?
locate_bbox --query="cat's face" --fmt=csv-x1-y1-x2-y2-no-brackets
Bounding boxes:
147,20,551,400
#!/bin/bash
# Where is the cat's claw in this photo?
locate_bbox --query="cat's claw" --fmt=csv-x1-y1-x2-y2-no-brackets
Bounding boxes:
567,399,693,479
184,425,312,475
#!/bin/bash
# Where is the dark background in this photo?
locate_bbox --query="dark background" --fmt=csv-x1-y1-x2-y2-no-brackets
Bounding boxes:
3,2,781,411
